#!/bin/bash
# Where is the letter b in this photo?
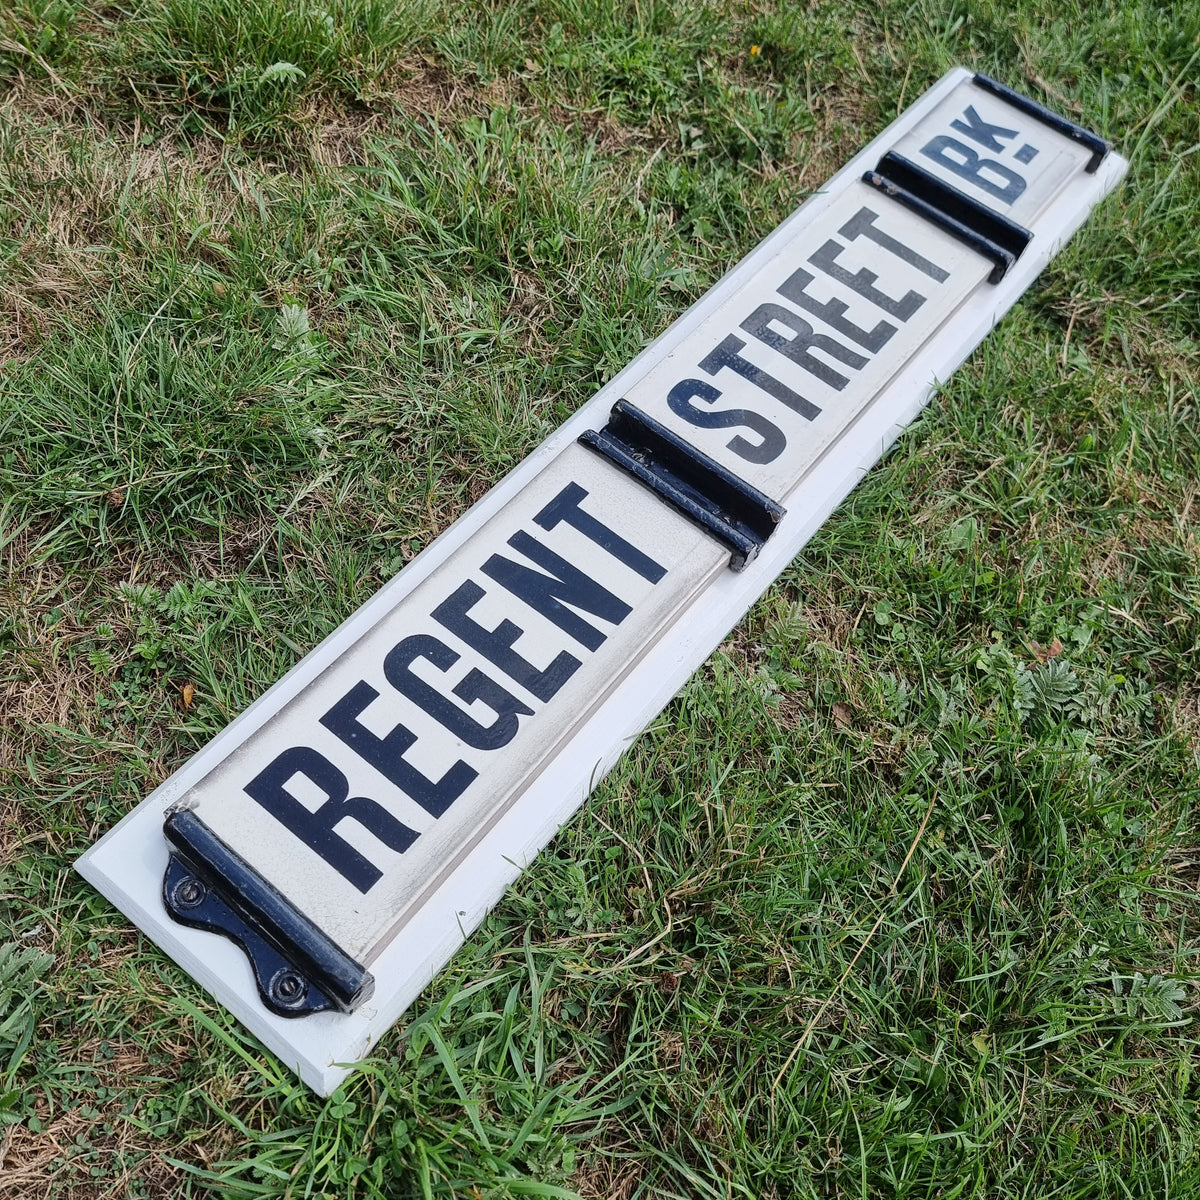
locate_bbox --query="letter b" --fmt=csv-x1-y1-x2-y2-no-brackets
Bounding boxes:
920,135,1026,205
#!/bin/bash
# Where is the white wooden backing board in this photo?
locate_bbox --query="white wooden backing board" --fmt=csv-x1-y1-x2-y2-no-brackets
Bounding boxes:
76,69,1127,1094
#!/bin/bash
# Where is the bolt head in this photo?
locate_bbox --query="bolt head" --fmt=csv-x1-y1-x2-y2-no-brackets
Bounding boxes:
172,876,207,909
268,968,308,1009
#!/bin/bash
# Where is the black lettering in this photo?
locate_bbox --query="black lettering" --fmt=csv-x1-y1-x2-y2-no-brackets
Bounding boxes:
951,105,1018,153
699,335,822,421
432,581,581,702
741,303,868,392
244,746,418,893
483,532,632,651
320,681,477,818
384,634,533,751
777,267,898,353
809,239,925,320
838,208,949,282
666,378,787,465
534,483,666,583
919,135,1026,205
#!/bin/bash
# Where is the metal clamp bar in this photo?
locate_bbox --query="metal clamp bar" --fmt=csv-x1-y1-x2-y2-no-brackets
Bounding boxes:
865,152,1030,283
973,73,1109,173
163,808,374,1017
579,400,785,571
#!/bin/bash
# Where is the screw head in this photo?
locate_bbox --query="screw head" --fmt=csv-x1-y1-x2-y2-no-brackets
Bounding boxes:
268,968,308,1009
172,876,207,909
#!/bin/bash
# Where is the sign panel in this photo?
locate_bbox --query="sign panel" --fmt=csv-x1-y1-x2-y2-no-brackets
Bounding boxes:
889,76,1100,228
622,180,993,499
180,445,726,965
76,69,1126,1094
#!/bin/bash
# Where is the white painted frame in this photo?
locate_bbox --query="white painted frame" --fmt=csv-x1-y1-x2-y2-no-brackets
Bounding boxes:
76,67,1127,1094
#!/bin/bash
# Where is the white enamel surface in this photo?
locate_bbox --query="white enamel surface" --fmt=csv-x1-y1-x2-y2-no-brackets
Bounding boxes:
76,67,1127,1094
185,444,725,962
890,78,1095,227
623,180,992,498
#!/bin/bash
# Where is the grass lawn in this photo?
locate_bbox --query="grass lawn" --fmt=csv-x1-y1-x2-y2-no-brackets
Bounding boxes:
2,1,1199,1196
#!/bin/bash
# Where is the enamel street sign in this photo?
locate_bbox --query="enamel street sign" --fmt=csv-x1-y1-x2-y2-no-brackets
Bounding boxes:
76,69,1127,1094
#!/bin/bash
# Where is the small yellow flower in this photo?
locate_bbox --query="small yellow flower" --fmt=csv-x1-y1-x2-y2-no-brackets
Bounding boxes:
749,44,761,56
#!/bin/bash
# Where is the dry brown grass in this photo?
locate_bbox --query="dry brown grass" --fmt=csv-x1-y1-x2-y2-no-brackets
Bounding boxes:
0,91,240,361
0,1039,184,1200
573,1151,646,1200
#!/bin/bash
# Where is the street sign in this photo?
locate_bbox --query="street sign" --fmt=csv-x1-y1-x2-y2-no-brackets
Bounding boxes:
77,69,1126,1094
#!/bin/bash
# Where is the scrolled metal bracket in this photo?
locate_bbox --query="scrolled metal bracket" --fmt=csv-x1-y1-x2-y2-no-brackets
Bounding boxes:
162,809,374,1019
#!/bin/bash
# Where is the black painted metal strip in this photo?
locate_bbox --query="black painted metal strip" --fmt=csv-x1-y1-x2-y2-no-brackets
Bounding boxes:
861,168,1014,284
579,430,761,570
872,151,1031,260
579,399,785,571
973,73,1109,173
163,808,374,1016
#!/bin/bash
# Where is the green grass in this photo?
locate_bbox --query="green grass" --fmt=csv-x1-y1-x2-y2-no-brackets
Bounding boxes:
2,0,1199,1196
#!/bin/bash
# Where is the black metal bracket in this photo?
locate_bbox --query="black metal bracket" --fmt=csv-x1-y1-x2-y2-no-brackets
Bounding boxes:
864,152,1030,284
162,808,373,1018
973,73,1110,173
579,399,785,571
